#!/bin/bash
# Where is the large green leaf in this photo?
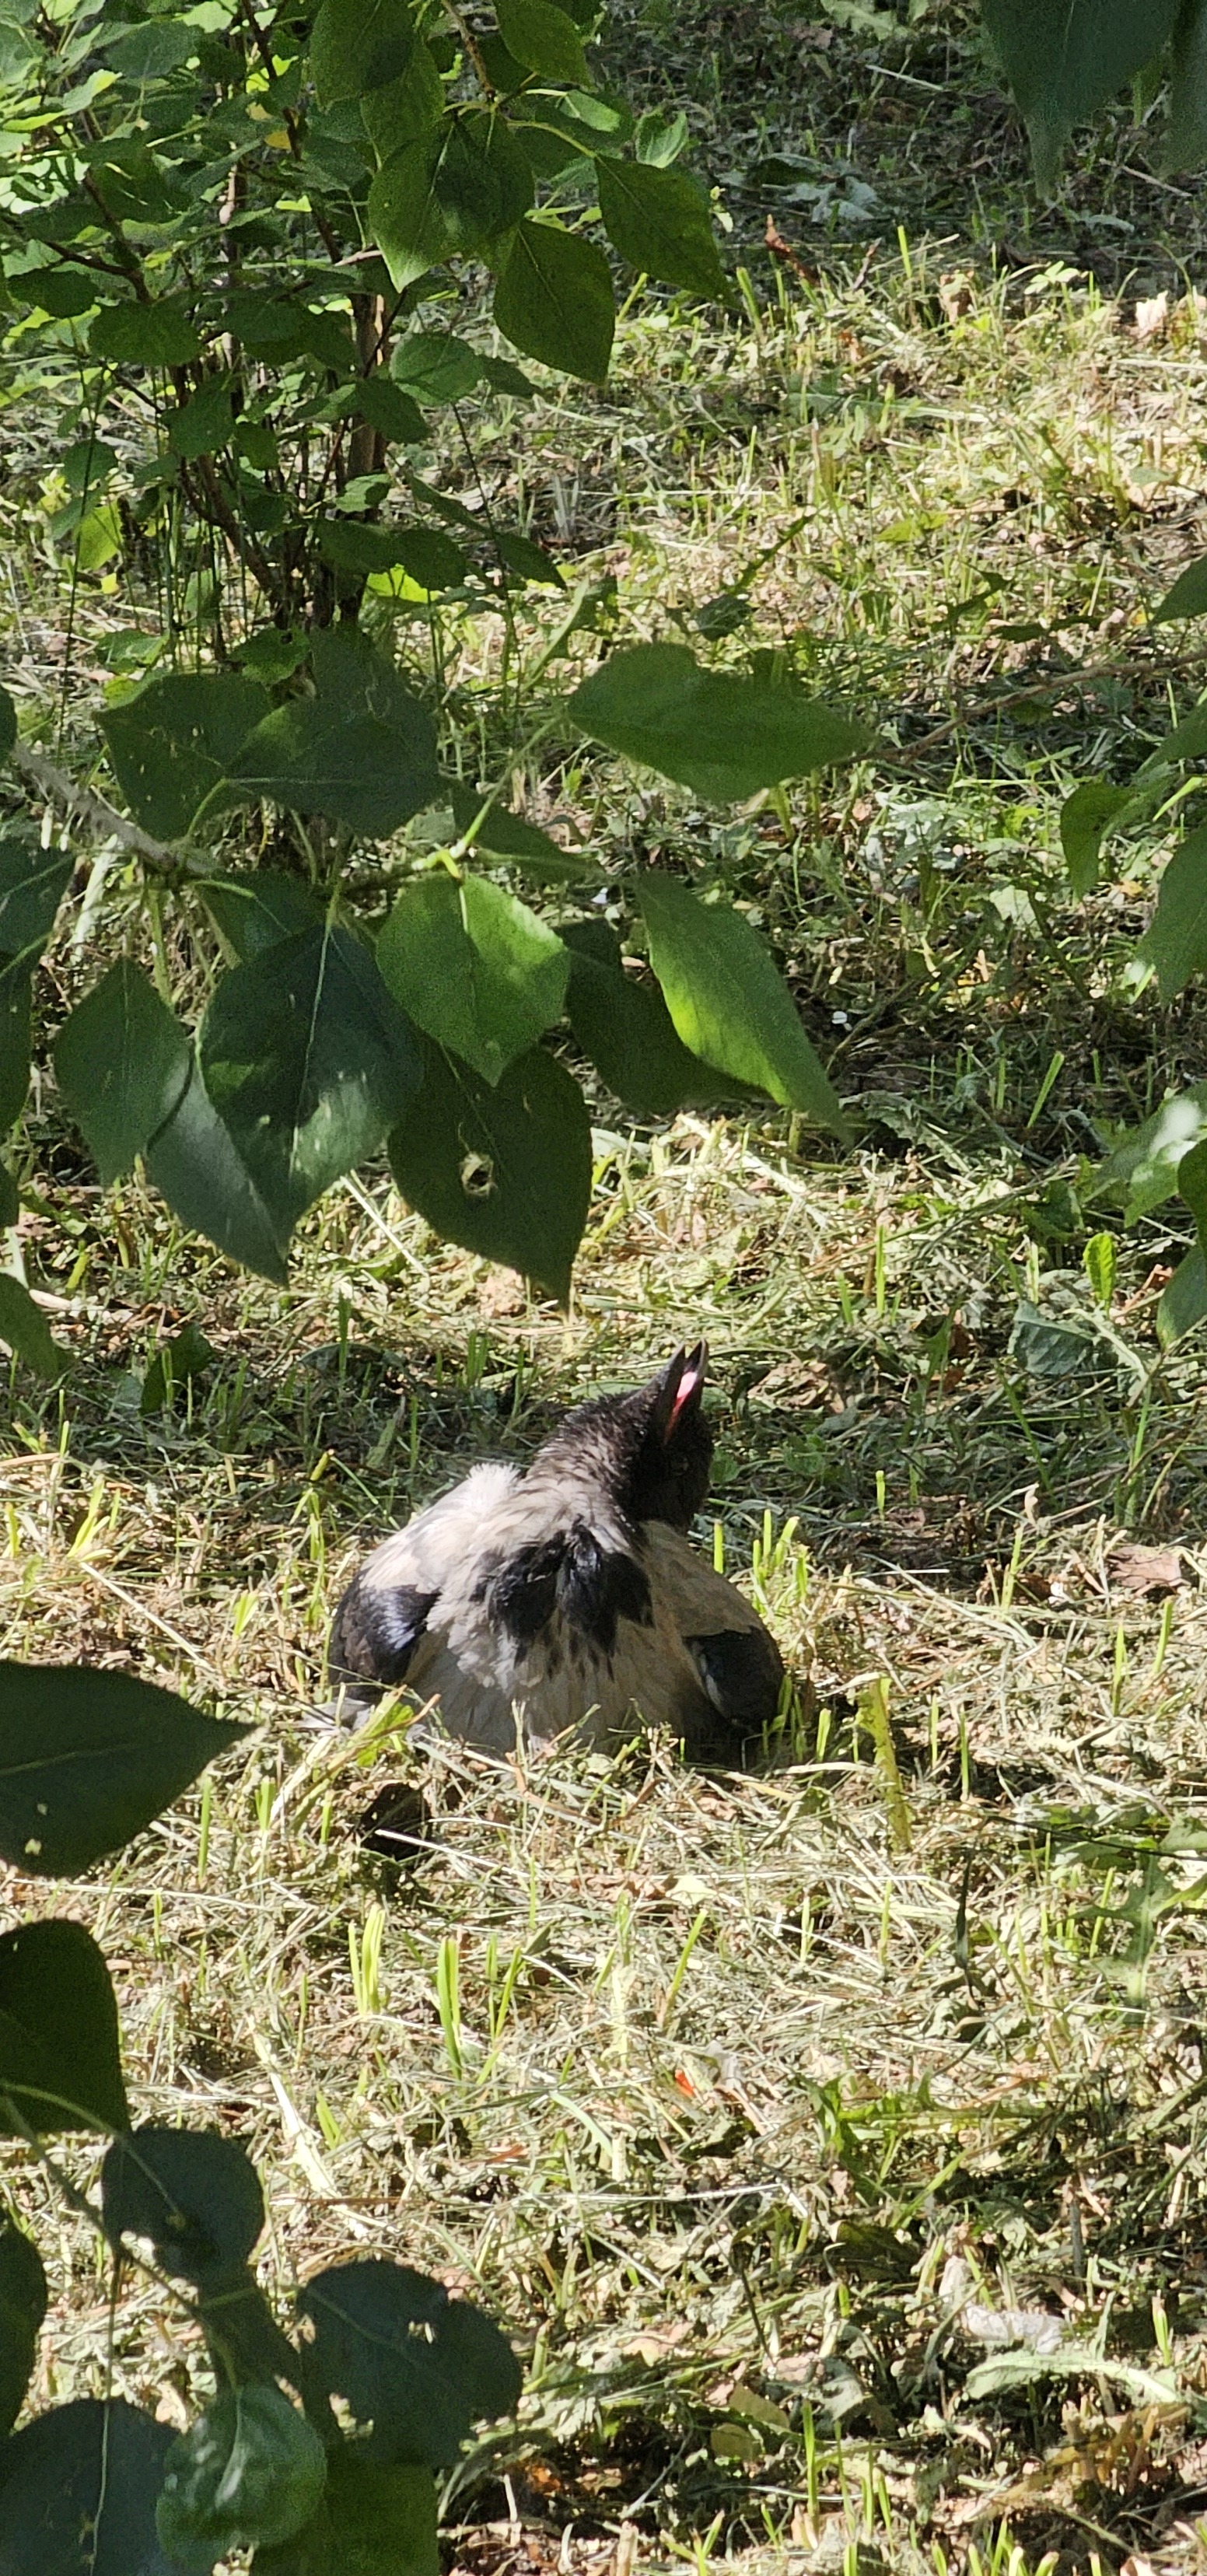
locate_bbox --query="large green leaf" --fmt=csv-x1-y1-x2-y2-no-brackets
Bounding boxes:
388,1041,591,1300
145,1055,289,1283
54,961,192,1185
200,872,324,963
494,219,614,380
1093,1083,1207,1220
89,297,201,367
318,518,467,588
1060,780,1135,895
982,0,1179,187
369,113,533,289
0,961,30,1134
349,373,426,446
158,2388,327,2569
0,1276,67,1381
0,1661,248,1876
0,1921,128,2135
87,137,187,225
0,2399,177,2576
1166,0,1207,169
573,644,868,798
228,633,439,838
250,2456,439,2576
377,877,568,1082
297,2260,522,2466
1159,1244,1207,1345
0,840,73,957
0,1166,16,1230
639,871,850,1138
596,159,722,295
1137,821,1207,999
0,2226,45,2442
310,0,415,103
103,2126,265,2285
168,375,236,462
360,40,446,159
562,919,732,1116
102,17,198,79
200,925,422,1237
392,332,484,401
495,0,588,82
103,674,269,842
1153,551,1207,622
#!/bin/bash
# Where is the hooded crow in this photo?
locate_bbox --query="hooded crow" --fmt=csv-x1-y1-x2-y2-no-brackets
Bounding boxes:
328,1345,785,1759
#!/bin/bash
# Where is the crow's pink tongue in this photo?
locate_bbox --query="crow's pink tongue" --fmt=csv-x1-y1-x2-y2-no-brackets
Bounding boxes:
668,1346,705,1430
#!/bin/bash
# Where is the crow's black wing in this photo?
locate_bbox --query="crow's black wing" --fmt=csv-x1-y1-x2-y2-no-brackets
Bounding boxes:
687,1626,784,1731
329,1576,439,1692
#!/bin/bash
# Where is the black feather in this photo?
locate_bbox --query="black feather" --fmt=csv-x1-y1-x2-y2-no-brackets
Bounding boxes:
330,1577,437,1689
688,1629,784,1731
484,1539,565,1646
557,1535,653,1652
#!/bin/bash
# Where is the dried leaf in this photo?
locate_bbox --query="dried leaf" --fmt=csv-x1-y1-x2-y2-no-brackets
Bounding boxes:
1106,1543,1187,1598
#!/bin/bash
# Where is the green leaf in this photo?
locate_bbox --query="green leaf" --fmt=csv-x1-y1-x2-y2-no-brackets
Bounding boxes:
102,673,269,842
0,838,72,955
228,634,439,839
101,16,198,79
250,2455,439,2576
1060,779,1135,894
157,2386,328,2570
201,872,324,962
0,2399,176,2576
297,2259,523,2466
574,642,868,800
392,331,485,401
88,138,187,226
449,783,593,879
1153,551,1207,621
89,297,202,368
200,925,422,1238
310,0,416,103
369,114,533,289
1165,0,1207,169
318,518,467,588
0,960,30,1134
103,2126,264,2285
0,2225,45,2441
1083,1229,1116,1310
351,374,426,446
495,0,588,82
563,919,731,1115
0,1661,248,1876
635,106,689,166
54,961,192,1186
0,1920,128,2135
360,41,446,159
141,1321,215,1414
494,219,614,380
145,1055,289,1283
1136,698,1207,778
377,878,568,1082
0,688,14,762
1158,1244,1207,1344
0,1165,16,1229
1138,821,1207,999
494,530,564,586
0,1276,66,1381
75,502,124,574
389,1041,590,1300
1094,1082,1207,1220
168,375,236,462
596,158,722,295
982,0,1179,187
639,871,850,1137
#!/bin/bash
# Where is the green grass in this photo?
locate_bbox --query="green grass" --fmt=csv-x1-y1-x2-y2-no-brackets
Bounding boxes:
11,5,1207,2570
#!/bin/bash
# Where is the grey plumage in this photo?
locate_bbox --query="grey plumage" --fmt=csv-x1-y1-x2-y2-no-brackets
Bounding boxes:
329,1346,784,1759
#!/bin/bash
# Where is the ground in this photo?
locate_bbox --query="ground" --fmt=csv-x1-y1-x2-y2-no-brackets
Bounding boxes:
8,5,1207,2574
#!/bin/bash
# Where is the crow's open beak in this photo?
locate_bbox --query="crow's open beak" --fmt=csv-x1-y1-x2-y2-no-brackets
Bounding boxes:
654,1342,708,1442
